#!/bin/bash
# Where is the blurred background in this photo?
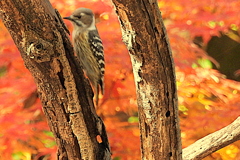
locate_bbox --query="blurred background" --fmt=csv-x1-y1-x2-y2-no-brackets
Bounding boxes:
0,0,240,159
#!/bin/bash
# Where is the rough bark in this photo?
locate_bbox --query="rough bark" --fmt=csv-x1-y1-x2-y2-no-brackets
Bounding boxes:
112,0,182,159
0,0,111,160
183,116,240,160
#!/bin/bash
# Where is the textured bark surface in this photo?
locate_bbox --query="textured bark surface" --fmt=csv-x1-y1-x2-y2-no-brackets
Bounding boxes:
183,117,240,160
0,0,111,160
112,0,182,159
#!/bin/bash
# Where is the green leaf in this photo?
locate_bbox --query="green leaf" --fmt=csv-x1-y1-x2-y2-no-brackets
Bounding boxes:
128,116,139,123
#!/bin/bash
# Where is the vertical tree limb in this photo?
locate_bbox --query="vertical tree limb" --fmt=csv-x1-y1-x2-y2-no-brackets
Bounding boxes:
112,0,182,160
0,0,111,159
112,0,182,159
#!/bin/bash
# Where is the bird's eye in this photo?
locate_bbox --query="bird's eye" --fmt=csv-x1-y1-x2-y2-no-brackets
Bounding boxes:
75,15,81,19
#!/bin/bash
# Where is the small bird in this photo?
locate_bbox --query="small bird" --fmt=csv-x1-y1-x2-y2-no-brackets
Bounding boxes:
64,8,105,106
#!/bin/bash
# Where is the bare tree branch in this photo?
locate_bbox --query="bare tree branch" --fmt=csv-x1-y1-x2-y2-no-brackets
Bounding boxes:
183,117,240,160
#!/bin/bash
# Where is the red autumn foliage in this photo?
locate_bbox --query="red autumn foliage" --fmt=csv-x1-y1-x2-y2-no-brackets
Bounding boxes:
0,0,240,159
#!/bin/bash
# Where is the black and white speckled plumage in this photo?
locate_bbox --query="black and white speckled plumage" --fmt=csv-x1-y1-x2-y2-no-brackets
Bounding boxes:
88,30,105,92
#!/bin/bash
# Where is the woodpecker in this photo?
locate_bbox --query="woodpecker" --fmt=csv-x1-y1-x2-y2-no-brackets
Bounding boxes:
64,8,104,106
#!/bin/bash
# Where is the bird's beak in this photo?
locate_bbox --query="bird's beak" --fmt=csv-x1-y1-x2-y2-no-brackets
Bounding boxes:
63,16,73,21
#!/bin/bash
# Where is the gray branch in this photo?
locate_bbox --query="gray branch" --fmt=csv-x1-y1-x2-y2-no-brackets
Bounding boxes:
183,117,240,160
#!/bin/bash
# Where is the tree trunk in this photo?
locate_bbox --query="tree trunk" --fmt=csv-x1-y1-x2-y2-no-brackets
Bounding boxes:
111,0,182,159
0,0,111,160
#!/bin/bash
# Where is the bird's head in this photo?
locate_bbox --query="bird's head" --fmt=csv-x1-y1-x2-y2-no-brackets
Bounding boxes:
64,8,96,32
